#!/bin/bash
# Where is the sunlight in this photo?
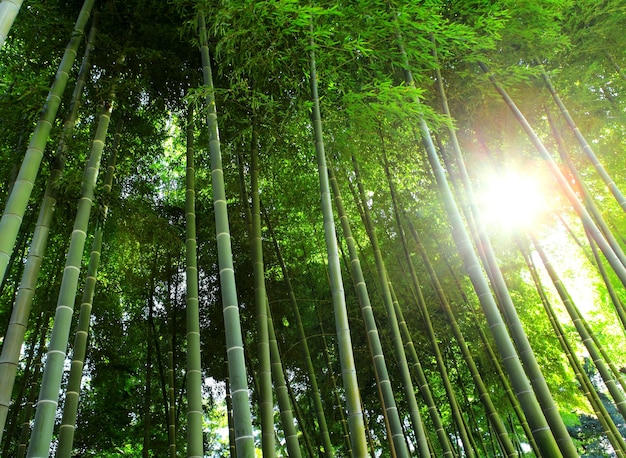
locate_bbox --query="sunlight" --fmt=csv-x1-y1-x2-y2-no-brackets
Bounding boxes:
477,170,549,231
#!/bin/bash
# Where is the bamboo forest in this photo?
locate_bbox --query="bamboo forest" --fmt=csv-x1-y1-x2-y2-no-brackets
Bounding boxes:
2,0,626,456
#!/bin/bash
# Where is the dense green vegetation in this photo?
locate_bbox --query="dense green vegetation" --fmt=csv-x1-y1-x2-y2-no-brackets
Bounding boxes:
1,0,626,456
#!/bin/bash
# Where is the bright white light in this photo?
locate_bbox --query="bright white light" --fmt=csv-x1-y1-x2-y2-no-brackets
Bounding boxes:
477,171,549,231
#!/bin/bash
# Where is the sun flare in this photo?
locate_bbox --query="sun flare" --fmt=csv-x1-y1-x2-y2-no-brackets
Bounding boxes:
477,171,549,232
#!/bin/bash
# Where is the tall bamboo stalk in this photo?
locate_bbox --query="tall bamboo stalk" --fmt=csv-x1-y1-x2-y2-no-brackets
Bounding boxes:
55,116,120,458
520,246,626,457
0,0,22,48
27,98,112,458
198,12,255,456
267,304,302,457
263,206,334,457
351,156,435,457
0,18,96,441
346,176,451,455
0,0,95,285
409,225,518,457
15,313,51,458
328,166,411,457
308,22,367,456
183,104,204,458
542,69,626,212
428,50,575,454
249,121,275,457
480,62,626,291
531,236,626,422
395,39,564,454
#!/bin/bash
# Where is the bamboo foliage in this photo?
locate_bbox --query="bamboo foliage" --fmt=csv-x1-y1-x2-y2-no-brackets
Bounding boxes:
0,0,95,285
198,11,255,456
542,69,626,212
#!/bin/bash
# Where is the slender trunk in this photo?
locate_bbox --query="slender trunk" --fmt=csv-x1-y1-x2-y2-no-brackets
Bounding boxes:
267,304,302,457
408,223,517,457
0,0,95,285
475,324,542,457
166,260,176,458
382,144,480,457
430,54,575,454
587,228,626,335
401,49,563,455
345,178,452,456
198,12,254,456
328,166,410,457
531,236,626,422
27,98,112,458
263,206,334,457
0,0,23,48
249,120,275,457
143,309,152,458
225,368,237,457
1,311,43,455
480,62,626,291
183,104,204,458
283,369,315,458
308,24,367,457
15,313,51,458
542,68,626,212
521,246,626,457
0,18,96,439
55,116,120,458
351,157,432,457
545,105,626,272
316,307,352,456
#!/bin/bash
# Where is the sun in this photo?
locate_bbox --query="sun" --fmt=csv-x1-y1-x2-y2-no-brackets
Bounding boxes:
476,170,550,232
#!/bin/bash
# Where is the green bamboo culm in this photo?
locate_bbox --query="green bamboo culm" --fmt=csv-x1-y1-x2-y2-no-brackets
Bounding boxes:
521,246,626,457
184,105,204,458
308,23,368,457
0,0,95,285
198,12,255,457
479,62,626,290
263,205,334,457
434,59,576,455
531,236,626,422
412,232,518,457
541,69,626,213
0,17,96,443
55,117,120,458
0,0,22,48
249,127,275,457
267,304,302,458
26,99,113,458
351,158,432,457
328,167,411,458
393,34,564,456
